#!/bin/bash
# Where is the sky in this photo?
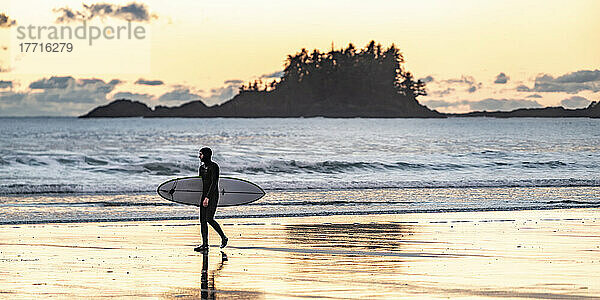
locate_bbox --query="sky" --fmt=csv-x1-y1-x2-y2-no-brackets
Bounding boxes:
0,0,599,116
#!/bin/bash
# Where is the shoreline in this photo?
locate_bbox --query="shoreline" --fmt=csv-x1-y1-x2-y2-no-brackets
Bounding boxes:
2,208,599,298
3,204,600,226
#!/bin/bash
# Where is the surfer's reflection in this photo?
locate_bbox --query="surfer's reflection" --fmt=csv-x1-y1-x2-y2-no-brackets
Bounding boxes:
200,251,228,300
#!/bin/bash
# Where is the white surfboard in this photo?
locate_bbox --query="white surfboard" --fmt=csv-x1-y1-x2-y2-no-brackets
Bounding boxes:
157,176,265,207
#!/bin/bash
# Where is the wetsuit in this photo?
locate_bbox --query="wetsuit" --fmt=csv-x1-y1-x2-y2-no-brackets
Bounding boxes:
199,160,225,246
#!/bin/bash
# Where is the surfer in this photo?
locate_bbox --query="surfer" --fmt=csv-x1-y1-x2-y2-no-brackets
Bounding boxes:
195,147,228,252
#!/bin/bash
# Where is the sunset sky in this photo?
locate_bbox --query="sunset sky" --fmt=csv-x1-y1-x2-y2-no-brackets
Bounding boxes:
1,0,599,116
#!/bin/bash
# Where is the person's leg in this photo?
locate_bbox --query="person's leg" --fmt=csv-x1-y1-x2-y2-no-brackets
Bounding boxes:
206,199,227,248
206,200,226,240
200,205,209,246
207,219,225,239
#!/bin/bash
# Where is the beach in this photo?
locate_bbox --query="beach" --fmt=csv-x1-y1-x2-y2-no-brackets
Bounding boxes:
1,208,599,299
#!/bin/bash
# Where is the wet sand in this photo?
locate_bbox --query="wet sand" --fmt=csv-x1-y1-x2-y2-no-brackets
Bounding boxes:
1,208,599,299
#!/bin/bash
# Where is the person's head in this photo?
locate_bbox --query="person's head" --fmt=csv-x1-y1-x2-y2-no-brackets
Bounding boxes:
199,147,212,163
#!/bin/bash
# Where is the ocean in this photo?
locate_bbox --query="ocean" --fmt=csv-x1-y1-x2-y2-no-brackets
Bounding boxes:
1,117,599,224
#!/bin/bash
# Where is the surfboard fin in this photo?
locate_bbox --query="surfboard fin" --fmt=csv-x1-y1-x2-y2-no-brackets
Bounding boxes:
168,181,177,201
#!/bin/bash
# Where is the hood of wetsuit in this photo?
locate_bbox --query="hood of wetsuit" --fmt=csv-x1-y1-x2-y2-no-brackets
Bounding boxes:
199,147,212,163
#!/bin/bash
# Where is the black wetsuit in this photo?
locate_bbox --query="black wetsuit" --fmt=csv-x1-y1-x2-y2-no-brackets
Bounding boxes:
199,160,225,245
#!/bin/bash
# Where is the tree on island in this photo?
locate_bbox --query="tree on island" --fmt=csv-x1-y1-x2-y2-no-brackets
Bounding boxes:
239,41,428,112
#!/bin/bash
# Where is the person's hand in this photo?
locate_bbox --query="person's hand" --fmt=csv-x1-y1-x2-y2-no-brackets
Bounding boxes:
203,197,209,207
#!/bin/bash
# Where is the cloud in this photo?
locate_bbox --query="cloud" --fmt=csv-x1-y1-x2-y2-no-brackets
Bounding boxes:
0,77,238,116
518,70,600,94
419,75,434,83
442,75,477,85
260,71,284,79
526,94,542,98
111,79,242,106
135,78,164,86
469,98,542,111
204,87,237,104
158,88,201,102
436,75,482,95
112,91,154,102
1,77,126,116
0,93,95,116
494,73,509,84
468,84,482,93
81,78,121,93
54,2,157,23
224,79,243,85
0,13,16,27
0,91,26,103
27,76,120,103
29,76,74,89
554,70,600,83
430,87,455,97
202,80,244,105
560,96,590,109
1,75,270,115
149,80,243,105
29,76,120,92
0,80,12,89
422,98,543,111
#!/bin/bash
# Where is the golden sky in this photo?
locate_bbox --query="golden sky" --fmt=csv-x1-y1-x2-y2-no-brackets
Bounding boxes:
1,0,599,115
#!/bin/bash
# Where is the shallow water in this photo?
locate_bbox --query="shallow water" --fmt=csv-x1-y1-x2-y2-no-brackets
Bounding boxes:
1,186,599,225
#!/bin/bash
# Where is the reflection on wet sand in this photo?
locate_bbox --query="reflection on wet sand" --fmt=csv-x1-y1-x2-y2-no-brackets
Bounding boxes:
284,223,416,251
200,251,213,300
230,223,471,258
164,251,263,300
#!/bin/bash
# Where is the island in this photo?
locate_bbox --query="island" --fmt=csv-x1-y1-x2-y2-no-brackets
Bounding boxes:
80,42,442,118
80,41,599,119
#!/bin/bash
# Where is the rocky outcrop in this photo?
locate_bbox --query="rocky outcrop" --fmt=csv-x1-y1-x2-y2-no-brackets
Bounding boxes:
79,99,152,118
80,98,600,119
447,101,600,118
151,101,212,117
587,101,600,118
80,96,444,118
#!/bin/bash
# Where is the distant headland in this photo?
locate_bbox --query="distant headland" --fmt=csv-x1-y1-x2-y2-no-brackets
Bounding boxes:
446,102,600,118
80,41,599,119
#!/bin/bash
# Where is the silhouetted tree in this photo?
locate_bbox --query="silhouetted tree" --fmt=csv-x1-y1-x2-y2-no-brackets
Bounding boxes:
398,72,427,98
240,41,428,107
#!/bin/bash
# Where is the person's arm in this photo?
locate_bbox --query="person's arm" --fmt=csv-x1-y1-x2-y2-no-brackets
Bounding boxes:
206,164,219,198
200,165,209,206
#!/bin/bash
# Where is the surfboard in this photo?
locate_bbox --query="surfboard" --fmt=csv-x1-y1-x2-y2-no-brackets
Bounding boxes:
157,176,265,207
